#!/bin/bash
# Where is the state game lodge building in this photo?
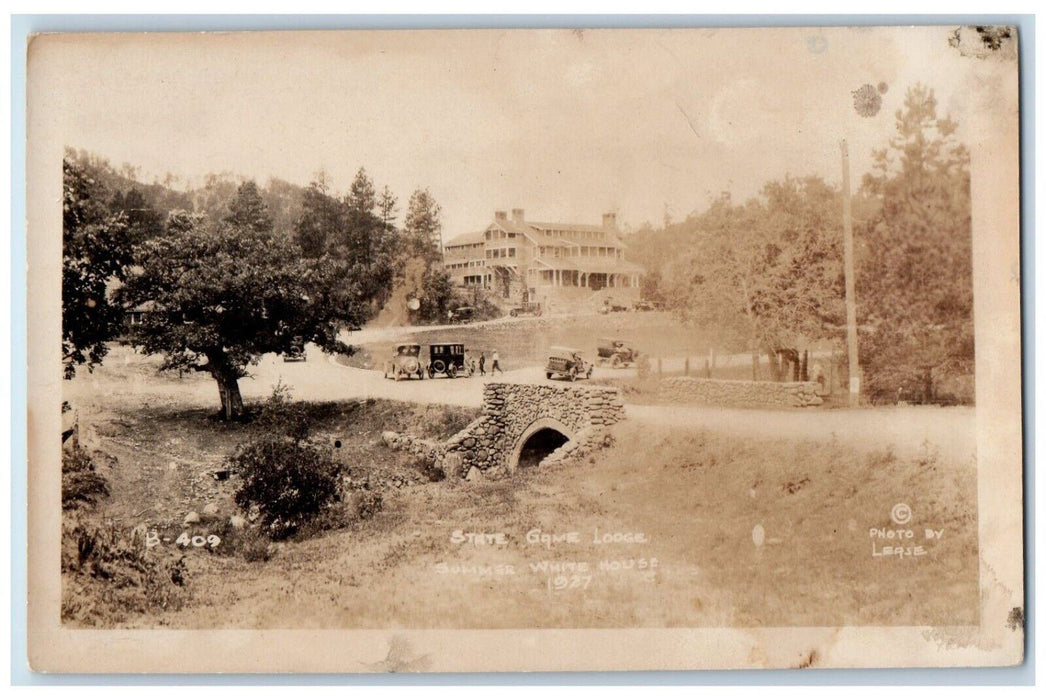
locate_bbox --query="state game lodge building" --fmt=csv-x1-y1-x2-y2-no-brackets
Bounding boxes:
442,208,644,311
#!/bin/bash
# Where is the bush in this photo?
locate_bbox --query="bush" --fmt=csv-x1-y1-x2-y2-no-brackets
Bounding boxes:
255,381,311,442
230,437,344,540
61,519,187,625
62,444,109,509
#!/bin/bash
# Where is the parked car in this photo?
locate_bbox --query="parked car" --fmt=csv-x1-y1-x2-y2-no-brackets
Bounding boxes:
427,343,471,378
384,343,426,381
283,335,306,362
448,306,474,325
596,338,643,368
509,301,543,318
545,346,594,382
599,298,629,314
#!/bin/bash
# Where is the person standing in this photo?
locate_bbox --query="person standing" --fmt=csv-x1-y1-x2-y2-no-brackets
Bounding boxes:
479,352,486,376
491,349,503,374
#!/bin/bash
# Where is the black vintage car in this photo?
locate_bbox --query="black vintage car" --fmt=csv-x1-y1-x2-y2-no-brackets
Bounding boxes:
283,335,306,362
384,343,426,381
448,306,475,325
509,301,542,318
427,343,471,378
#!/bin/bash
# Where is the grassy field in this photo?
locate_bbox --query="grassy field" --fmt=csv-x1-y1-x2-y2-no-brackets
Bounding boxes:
63,357,979,628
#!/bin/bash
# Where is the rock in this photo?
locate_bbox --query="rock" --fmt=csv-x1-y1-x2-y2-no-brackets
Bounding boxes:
229,514,247,529
183,511,201,525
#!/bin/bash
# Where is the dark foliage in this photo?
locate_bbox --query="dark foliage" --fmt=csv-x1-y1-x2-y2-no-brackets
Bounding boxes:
230,437,345,540
62,157,135,377
62,444,110,509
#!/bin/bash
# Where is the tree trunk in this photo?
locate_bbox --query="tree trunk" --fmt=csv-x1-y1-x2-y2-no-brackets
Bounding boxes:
766,348,783,382
207,352,245,421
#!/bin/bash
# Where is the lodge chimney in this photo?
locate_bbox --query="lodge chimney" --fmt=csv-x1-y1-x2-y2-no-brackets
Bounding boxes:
512,208,525,223
602,212,618,230
494,210,508,222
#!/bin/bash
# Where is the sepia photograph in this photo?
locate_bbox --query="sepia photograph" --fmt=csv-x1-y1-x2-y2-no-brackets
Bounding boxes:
25,24,1024,673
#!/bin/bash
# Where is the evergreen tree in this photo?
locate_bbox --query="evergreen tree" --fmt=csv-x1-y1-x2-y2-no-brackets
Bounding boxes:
403,188,443,260
378,185,399,232
223,180,273,234
857,84,973,403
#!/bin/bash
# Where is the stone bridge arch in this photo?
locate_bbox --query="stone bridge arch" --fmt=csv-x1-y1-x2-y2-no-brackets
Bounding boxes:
382,382,625,479
508,416,576,472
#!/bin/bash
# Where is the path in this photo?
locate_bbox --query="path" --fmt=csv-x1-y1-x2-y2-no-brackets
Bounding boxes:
68,344,975,463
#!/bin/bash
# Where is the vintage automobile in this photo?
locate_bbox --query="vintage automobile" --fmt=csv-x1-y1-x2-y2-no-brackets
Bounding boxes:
545,345,594,382
448,306,475,325
596,338,643,368
383,343,427,381
509,301,543,318
427,343,471,378
283,335,306,362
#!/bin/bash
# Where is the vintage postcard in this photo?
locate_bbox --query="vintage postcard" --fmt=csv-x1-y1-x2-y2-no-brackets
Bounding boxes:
26,25,1023,673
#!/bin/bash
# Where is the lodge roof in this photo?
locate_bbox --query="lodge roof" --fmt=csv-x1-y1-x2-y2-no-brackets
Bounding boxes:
443,230,486,248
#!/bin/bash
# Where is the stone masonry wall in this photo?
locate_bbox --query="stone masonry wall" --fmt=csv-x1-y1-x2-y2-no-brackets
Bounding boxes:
382,382,625,479
657,376,823,408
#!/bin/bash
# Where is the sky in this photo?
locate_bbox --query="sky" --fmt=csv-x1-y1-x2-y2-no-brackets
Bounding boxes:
30,26,992,241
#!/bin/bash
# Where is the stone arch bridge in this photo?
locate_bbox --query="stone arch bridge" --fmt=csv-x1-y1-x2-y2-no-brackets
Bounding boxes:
382,382,625,478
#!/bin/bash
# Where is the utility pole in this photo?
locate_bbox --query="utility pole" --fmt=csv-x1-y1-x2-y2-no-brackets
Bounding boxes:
840,139,860,407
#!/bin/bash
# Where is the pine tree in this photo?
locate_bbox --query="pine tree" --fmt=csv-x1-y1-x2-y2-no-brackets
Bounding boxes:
403,188,442,260
857,84,973,403
223,180,273,234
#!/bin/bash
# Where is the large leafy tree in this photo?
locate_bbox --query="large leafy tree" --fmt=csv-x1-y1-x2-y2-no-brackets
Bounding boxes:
857,84,973,403
62,157,134,378
663,177,845,377
119,195,361,421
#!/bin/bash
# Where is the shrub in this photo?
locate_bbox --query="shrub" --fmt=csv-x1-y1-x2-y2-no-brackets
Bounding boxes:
61,519,187,625
255,381,311,442
230,437,344,540
62,444,109,509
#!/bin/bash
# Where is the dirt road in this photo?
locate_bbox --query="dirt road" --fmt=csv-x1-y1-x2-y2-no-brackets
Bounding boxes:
69,344,975,463
272,346,975,462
